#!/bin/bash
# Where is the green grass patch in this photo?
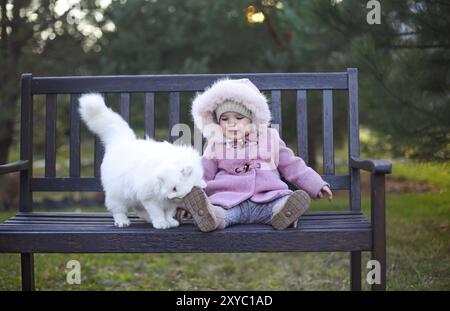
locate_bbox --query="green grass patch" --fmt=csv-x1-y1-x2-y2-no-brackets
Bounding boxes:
391,160,449,189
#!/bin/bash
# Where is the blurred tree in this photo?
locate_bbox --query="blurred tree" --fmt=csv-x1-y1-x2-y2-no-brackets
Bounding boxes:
276,0,449,160
350,1,450,160
1,0,448,165
0,0,107,164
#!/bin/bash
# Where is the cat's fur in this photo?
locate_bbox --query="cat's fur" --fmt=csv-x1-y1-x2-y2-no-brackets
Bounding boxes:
78,94,206,229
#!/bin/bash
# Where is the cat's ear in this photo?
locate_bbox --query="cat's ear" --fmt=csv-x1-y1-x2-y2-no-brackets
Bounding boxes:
181,165,193,177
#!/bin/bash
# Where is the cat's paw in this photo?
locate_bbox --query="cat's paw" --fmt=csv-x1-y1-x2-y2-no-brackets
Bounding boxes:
152,219,171,229
167,218,180,228
113,214,130,228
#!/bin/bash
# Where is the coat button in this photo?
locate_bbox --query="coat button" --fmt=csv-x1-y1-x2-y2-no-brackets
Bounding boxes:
198,210,204,216
285,211,292,217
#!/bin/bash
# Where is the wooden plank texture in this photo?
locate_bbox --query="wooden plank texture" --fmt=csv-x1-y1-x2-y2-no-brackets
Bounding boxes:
0,212,371,253
31,73,348,94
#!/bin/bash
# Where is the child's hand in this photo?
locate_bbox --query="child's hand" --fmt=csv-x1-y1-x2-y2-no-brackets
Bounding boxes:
176,207,192,221
318,185,333,201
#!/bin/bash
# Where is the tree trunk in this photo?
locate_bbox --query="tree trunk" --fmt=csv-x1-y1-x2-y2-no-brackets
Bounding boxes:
0,0,21,164
0,120,14,164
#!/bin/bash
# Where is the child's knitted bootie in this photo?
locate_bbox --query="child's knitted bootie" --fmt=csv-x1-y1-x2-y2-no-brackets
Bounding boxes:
183,186,225,232
271,190,311,230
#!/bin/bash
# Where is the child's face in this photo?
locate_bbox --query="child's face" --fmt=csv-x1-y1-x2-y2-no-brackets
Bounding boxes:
218,111,252,140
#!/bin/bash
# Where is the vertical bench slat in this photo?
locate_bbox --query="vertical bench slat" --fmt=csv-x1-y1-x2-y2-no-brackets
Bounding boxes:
45,94,57,178
19,73,35,290
296,90,308,164
93,93,105,178
144,92,155,138
322,90,334,175
348,68,362,290
168,92,180,143
94,138,103,178
348,68,360,211
271,90,282,135
69,94,81,177
120,93,130,123
20,73,33,212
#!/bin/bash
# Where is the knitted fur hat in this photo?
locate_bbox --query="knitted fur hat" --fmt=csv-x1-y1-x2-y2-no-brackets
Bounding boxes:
191,78,271,138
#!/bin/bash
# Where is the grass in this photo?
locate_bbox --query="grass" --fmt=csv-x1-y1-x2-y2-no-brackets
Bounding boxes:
392,160,449,189
0,185,448,290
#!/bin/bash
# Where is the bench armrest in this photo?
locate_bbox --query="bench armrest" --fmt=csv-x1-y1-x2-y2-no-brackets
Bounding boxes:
350,156,392,174
0,160,30,175
350,156,389,290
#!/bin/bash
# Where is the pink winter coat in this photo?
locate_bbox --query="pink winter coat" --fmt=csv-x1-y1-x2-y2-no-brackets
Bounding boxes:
201,127,329,209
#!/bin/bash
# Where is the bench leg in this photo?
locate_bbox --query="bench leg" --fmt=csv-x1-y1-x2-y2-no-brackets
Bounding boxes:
350,251,361,290
21,253,35,291
371,173,387,291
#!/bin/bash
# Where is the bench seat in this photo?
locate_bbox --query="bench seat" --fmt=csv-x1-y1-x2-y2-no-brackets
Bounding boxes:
0,211,371,253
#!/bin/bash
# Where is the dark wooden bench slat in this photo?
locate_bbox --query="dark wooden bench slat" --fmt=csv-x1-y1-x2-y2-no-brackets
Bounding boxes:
169,92,180,143
31,73,348,94
94,138,103,178
8,213,369,220
1,224,372,234
15,210,366,217
0,230,371,253
1,212,372,229
10,217,367,226
8,213,368,229
323,90,334,175
144,92,155,138
120,93,131,123
296,90,308,164
91,93,107,178
31,177,102,192
0,225,372,234
3,220,371,227
29,175,350,191
2,218,371,230
45,94,57,178
20,74,33,213
348,68,361,212
347,68,363,290
4,214,370,225
271,90,282,136
69,94,81,177
322,175,349,190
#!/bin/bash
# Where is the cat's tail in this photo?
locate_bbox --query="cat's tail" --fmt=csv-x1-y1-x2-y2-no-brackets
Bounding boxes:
78,93,135,146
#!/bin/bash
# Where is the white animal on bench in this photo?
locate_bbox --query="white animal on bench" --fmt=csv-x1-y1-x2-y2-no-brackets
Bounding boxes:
78,94,206,228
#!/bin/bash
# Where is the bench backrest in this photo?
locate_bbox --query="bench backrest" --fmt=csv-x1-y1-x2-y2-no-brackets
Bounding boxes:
19,69,360,212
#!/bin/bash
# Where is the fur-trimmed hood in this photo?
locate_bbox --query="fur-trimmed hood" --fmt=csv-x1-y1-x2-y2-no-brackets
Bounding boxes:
191,78,271,138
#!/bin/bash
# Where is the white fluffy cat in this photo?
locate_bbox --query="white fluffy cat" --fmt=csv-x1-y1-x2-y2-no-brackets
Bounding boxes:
78,93,206,229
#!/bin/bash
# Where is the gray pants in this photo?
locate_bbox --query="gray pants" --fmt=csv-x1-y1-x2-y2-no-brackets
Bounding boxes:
219,195,290,228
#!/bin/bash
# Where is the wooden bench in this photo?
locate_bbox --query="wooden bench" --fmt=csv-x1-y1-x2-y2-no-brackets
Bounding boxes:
0,69,391,291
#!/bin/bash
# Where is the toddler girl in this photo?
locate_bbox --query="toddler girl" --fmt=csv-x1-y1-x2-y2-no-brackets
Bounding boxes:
181,78,332,232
